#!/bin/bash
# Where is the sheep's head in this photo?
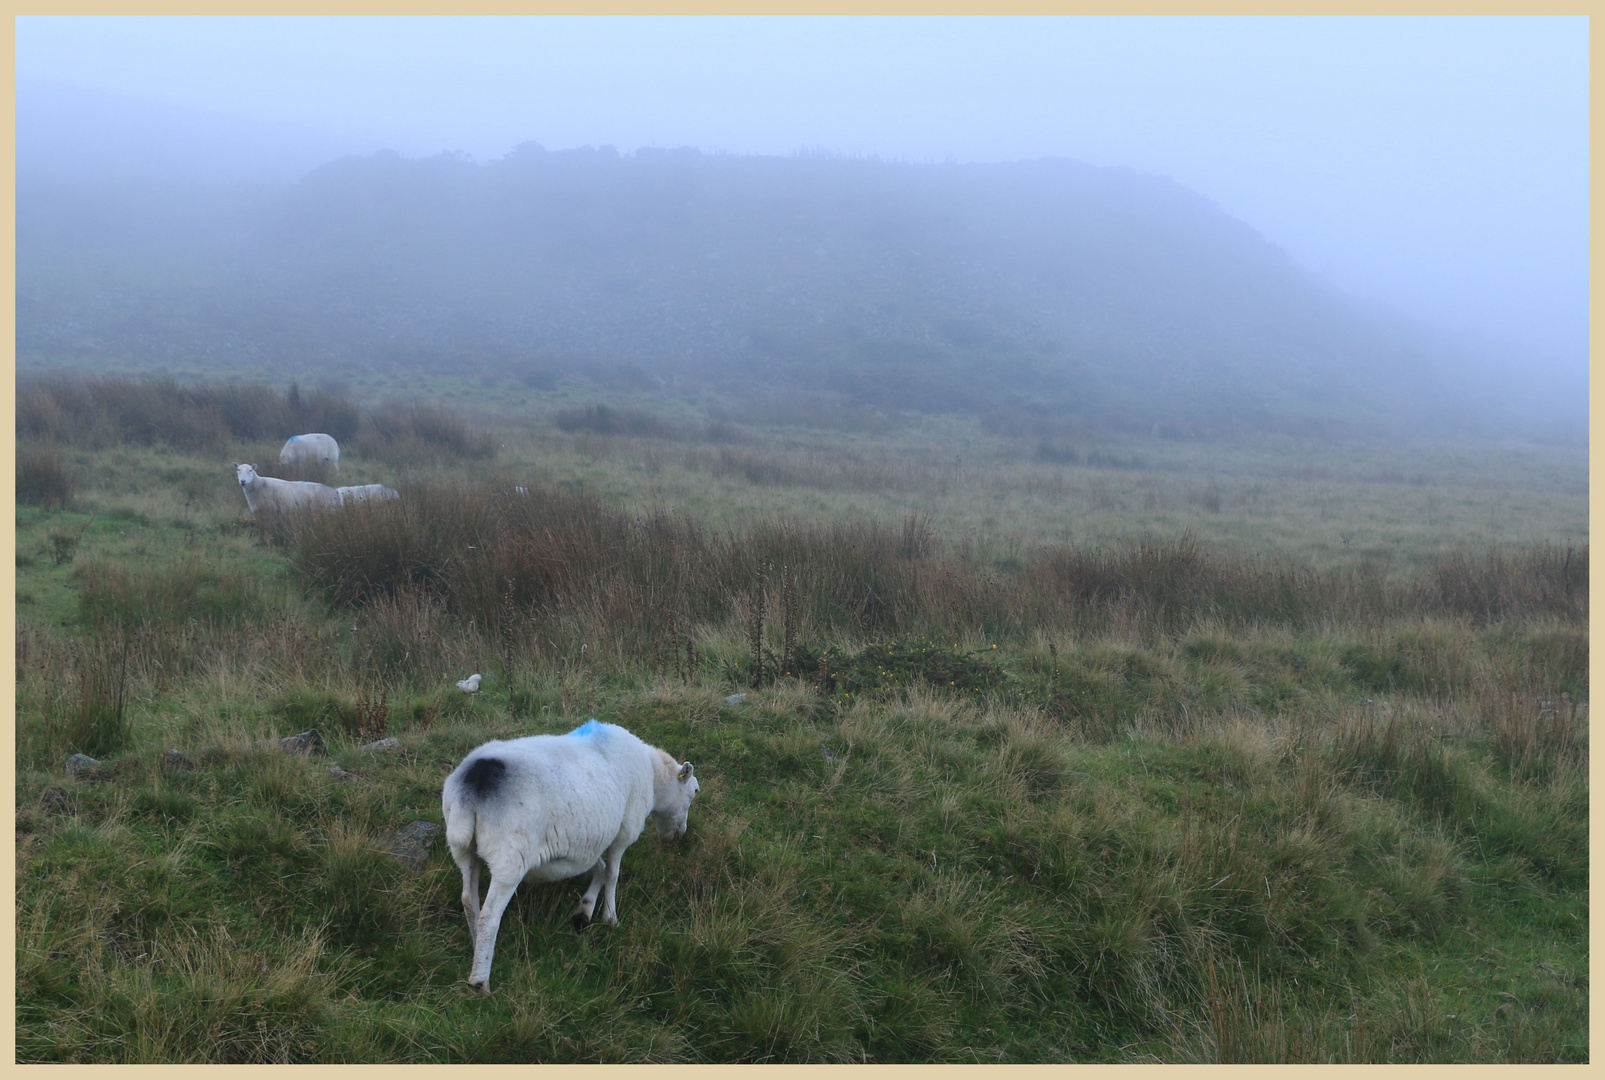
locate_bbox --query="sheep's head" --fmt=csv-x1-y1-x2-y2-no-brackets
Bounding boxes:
235,463,258,486
654,761,700,840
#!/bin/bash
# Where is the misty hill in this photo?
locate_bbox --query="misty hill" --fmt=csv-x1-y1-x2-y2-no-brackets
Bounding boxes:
18,138,1560,439
16,80,366,185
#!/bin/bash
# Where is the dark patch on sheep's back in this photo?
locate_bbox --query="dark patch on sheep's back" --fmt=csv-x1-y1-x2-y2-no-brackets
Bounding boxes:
461,756,506,800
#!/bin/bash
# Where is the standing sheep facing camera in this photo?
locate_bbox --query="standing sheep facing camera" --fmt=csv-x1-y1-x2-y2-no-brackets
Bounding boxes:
442,719,701,994
234,463,341,514
279,433,340,474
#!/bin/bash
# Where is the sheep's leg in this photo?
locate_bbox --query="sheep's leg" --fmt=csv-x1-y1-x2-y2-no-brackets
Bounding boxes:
467,874,519,994
598,839,630,926
452,847,481,937
572,858,607,932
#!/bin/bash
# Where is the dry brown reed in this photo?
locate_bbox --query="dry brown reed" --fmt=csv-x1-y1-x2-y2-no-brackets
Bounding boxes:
283,481,1586,667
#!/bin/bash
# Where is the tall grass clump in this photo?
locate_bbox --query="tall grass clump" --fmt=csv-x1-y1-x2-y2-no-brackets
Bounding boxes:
353,402,497,465
74,556,272,631
1414,544,1587,621
16,440,77,507
16,374,359,450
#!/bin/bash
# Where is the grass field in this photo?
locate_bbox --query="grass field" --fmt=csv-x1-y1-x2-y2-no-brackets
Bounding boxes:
13,372,1588,1062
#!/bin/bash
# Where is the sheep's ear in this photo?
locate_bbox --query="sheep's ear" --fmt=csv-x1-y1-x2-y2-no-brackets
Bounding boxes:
678,761,694,781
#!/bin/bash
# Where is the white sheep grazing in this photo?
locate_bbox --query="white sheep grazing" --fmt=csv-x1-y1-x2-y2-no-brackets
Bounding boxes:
442,719,700,994
234,462,342,515
279,433,341,474
336,483,400,505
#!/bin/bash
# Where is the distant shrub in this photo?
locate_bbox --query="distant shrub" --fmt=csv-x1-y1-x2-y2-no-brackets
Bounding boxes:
16,442,76,507
15,374,361,450
283,382,361,443
713,393,898,434
1033,439,1080,465
552,403,682,439
353,402,496,465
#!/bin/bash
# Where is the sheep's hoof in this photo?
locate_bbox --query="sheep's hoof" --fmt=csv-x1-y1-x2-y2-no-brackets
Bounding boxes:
571,909,592,933
468,978,491,996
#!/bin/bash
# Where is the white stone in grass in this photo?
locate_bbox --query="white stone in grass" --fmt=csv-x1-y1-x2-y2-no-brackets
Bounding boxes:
384,820,441,870
65,753,100,776
279,729,327,755
724,693,748,707
362,737,401,752
457,673,482,694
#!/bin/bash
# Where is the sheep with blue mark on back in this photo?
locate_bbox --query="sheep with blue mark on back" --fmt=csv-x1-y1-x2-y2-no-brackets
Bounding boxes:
442,719,700,994
279,432,340,474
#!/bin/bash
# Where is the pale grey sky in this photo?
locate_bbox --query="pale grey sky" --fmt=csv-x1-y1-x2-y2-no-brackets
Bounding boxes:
15,15,1589,374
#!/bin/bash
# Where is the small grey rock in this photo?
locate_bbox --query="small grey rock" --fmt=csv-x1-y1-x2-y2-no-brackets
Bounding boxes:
163,748,195,771
383,820,441,870
328,764,352,781
279,730,326,755
724,693,748,707
361,737,401,752
65,753,100,776
821,744,839,761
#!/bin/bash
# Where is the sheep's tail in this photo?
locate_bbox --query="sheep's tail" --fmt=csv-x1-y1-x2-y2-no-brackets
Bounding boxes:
444,756,507,857
444,793,478,859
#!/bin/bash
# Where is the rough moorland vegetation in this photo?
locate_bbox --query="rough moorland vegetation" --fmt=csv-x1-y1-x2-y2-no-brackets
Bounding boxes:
15,374,1587,1063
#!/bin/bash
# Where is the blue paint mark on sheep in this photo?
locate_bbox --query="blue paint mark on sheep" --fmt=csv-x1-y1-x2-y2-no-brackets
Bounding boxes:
568,719,606,738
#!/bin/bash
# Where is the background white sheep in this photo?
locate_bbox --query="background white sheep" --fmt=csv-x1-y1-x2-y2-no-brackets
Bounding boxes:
279,432,341,474
442,719,700,994
336,483,400,505
234,462,341,514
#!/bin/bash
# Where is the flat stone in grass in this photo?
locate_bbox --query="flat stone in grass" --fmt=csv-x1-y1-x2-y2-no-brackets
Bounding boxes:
383,820,441,870
279,730,326,756
361,737,401,752
163,748,196,771
65,754,100,777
